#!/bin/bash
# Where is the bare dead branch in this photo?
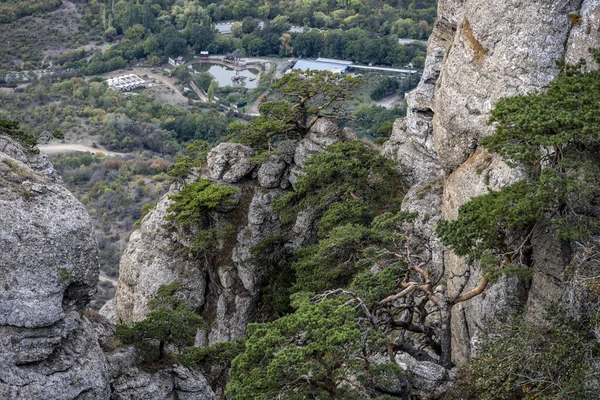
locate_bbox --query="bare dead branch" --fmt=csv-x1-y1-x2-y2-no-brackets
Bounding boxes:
377,283,417,307
454,276,489,304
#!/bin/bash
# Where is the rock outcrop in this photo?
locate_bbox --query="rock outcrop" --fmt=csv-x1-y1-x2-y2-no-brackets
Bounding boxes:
0,135,216,399
384,0,600,364
103,119,347,347
0,135,110,399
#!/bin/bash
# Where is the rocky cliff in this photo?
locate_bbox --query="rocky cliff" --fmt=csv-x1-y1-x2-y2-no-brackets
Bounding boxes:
0,135,215,399
383,0,600,364
102,119,348,347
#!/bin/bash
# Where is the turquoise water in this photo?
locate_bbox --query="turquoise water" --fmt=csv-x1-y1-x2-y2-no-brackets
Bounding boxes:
194,63,259,89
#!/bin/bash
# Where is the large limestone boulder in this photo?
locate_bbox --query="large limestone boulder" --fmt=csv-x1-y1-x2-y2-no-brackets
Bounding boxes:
0,135,110,398
396,353,450,399
207,143,256,183
108,183,208,325
106,346,215,400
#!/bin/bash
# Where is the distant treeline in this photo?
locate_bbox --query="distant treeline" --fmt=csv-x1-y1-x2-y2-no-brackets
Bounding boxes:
0,0,62,23
56,0,433,75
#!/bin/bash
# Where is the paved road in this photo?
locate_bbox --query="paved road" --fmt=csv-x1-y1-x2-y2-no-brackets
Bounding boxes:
189,80,207,101
38,143,124,157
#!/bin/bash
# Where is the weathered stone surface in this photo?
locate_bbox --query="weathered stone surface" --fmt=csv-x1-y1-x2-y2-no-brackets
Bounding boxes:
566,0,600,68
382,45,445,185
106,346,215,400
257,157,287,189
207,143,256,183
107,185,207,325
396,353,448,399
401,179,444,273
98,298,118,324
0,135,110,398
290,118,343,186
0,318,110,400
207,187,283,344
433,0,582,172
383,0,600,369
438,150,527,362
441,149,523,221
110,120,344,346
524,219,570,324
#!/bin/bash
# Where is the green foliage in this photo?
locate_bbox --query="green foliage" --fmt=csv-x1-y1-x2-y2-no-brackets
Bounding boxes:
227,101,295,150
182,338,246,367
269,140,404,295
293,224,376,293
58,267,71,284
349,104,407,138
274,140,402,226
227,296,367,399
438,68,600,272
166,179,239,253
467,315,596,399
350,262,408,309
228,71,360,151
0,118,62,153
135,203,156,226
484,70,600,173
147,281,185,310
167,140,210,181
370,363,405,390
0,0,61,23
252,234,295,315
117,306,204,362
166,179,238,227
370,77,400,101
437,180,547,259
50,152,170,291
117,283,204,362
293,211,417,297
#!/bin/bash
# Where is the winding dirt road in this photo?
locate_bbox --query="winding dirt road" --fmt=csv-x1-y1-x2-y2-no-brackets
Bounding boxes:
99,272,118,287
38,143,125,157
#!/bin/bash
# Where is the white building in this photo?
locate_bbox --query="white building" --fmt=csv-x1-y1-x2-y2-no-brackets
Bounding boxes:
107,74,145,91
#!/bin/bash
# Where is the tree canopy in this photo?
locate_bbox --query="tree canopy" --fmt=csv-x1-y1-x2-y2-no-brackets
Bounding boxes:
438,68,600,272
227,71,361,151
117,282,204,361
227,295,376,400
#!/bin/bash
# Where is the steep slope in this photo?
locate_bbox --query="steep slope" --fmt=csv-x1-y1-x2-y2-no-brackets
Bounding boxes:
384,0,600,364
0,134,216,399
0,135,109,399
102,119,347,345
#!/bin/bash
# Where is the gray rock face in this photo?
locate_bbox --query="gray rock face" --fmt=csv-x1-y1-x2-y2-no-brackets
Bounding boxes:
257,157,287,189
433,0,581,172
383,0,600,367
0,135,215,399
108,183,207,325
523,219,571,324
0,135,110,398
207,143,256,183
396,353,449,399
566,0,600,68
108,119,343,346
382,46,445,185
290,118,345,187
0,318,110,400
385,0,590,177
106,346,215,400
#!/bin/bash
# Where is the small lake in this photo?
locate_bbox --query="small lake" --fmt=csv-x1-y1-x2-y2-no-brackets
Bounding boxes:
194,63,260,89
